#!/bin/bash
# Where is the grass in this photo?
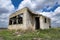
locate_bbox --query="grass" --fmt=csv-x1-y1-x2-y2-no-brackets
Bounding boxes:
0,28,60,40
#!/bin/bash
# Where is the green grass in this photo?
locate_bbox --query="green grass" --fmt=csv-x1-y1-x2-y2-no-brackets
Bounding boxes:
0,28,60,40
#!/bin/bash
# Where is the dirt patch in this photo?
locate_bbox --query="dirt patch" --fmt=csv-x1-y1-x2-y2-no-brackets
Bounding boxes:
0,37,4,40
32,38,42,40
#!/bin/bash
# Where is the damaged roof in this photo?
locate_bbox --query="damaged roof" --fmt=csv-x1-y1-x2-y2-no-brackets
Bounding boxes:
9,7,50,19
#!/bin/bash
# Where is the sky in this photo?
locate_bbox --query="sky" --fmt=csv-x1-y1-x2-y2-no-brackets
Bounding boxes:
0,0,60,28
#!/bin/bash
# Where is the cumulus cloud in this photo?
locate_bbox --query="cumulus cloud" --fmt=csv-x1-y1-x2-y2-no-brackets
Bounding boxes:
0,0,15,28
55,7,60,13
18,0,60,11
0,8,9,14
0,0,60,27
18,0,60,27
39,7,60,27
18,0,45,10
0,0,14,11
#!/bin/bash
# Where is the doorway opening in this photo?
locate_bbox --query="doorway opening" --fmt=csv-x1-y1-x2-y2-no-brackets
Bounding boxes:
35,17,40,30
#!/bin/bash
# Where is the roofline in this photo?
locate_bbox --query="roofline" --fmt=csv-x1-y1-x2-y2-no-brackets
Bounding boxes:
9,7,50,19
9,7,29,18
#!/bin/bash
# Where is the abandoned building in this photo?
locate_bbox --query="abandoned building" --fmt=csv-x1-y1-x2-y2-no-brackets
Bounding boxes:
8,7,51,30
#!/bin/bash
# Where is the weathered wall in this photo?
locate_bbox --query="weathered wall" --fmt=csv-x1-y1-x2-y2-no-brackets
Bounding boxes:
8,24,23,30
25,11,35,30
8,7,51,30
8,8,28,30
40,16,50,29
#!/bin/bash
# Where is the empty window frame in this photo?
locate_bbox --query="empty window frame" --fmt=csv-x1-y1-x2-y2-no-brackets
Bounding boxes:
18,14,23,24
44,18,47,23
9,19,12,25
13,19,16,24
9,16,17,25
13,16,17,24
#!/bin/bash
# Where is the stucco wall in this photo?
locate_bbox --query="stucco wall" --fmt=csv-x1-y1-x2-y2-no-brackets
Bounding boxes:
8,8,51,30
25,11,35,30
8,8,28,30
40,16,50,29
8,24,23,30
8,8,36,30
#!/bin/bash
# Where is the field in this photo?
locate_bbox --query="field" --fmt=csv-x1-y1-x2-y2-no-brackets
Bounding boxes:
0,28,60,40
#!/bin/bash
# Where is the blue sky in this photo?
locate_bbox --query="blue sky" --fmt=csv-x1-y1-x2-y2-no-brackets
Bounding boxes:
42,2,60,12
0,0,60,28
11,0,23,9
11,0,60,12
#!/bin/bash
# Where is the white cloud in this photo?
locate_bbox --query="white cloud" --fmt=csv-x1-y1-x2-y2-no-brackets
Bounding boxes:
18,0,44,10
54,7,60,13
0,0,14,12
18,0,60,27
18,0,60,11
39,7,60,27
0,0,60,27
0,0,15,27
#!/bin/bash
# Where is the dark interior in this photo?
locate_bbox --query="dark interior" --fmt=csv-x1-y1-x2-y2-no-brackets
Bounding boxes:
9,19,12,25
9,14,23,25
35,17,40,30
